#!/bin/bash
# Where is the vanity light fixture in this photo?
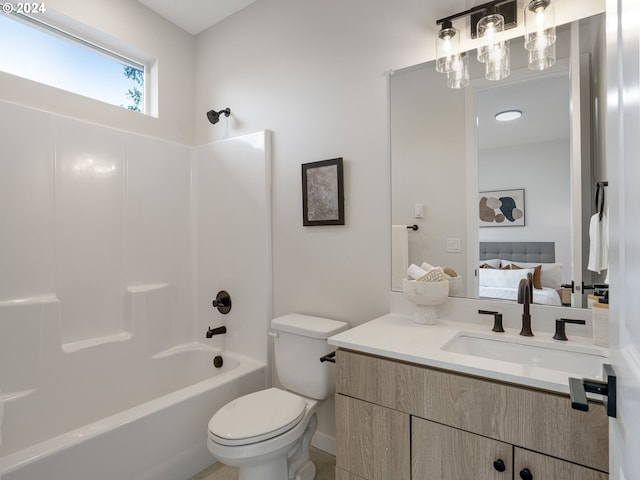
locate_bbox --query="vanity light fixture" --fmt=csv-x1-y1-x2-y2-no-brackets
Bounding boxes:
476,5,510,81
495,109,522,121
524,0,556,51
434,0,556,88
524,0,556,70
447,51,470,89
435,20,460,73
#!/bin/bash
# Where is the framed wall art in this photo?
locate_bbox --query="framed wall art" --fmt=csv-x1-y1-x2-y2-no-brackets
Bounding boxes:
302,157,345,226
479,188,525,227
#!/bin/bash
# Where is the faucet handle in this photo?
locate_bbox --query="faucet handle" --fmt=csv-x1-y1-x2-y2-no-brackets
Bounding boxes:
212,290,232,314
478,310,504,333
553,318,586,341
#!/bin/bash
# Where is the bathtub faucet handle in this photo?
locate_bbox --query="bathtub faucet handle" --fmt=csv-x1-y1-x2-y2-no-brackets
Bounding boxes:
206,326,227,338
212,290,232,314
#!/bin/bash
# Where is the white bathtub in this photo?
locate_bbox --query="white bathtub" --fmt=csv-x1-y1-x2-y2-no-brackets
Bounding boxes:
0,345,266,480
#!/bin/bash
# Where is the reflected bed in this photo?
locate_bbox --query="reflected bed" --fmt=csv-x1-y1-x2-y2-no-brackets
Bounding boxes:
479,242,562,306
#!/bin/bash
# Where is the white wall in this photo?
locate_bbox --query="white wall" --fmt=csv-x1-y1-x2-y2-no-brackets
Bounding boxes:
194,0,429,327
479,140,572,283
391,63,468,294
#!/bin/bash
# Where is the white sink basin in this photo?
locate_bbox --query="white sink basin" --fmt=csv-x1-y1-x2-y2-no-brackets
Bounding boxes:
442,332,607,378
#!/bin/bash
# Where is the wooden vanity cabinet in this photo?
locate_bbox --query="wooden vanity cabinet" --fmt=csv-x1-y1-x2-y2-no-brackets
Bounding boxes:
514,448,608,480
335,394,410,480
335,349,609,480
412,417,512,480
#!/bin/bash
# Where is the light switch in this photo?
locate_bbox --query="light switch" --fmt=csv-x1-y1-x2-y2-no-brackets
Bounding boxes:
414,203,424,219
446,238,461,253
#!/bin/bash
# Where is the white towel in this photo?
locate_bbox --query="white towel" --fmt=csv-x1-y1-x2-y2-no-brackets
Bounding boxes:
420,262,435,272
392,225,409,291
588,211,609,274
407,264,429,280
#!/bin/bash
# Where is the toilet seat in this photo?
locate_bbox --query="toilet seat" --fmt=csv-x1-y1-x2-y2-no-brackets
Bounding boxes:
209,388,307,446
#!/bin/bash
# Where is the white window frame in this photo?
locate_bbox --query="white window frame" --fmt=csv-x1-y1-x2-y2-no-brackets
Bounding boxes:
0,5,152,115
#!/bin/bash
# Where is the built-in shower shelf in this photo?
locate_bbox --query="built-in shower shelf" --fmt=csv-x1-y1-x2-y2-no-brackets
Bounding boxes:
1,388,36,403
0,295,58,307
62,331,133,353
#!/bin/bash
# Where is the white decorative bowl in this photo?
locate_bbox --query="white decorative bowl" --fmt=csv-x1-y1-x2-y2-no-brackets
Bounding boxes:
446,275,463,297
402,278,449,325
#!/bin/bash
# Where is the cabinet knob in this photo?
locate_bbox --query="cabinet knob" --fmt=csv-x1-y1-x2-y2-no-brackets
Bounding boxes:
519,468,533,480
493,459,506,472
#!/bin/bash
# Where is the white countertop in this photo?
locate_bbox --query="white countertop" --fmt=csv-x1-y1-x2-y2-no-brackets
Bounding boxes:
328,313,609,395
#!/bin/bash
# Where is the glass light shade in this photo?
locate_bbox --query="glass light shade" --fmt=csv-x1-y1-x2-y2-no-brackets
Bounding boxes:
528,41,556,70
436,24,460,73
485,40,510,81
477,13,505,64
446,52,469,89
524,0,556,51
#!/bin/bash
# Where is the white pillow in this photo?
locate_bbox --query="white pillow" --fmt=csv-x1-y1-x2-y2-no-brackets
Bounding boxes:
502,261,563,289
479,268,535,289
479,258,501,269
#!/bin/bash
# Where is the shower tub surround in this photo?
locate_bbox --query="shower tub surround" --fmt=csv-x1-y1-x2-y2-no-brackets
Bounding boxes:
0,101,272,479
0,297,265,479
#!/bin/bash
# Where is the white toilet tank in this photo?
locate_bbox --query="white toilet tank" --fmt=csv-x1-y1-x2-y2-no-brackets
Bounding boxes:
271,314,349,400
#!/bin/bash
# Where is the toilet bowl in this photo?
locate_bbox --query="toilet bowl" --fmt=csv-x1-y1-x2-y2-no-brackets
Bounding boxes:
208,388,319,480
206,314,349,480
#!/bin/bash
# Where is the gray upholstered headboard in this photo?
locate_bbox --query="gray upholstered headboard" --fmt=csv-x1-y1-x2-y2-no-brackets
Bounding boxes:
479,242,555,263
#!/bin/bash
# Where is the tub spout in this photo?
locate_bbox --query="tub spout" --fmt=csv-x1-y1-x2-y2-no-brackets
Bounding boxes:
206,326,227,338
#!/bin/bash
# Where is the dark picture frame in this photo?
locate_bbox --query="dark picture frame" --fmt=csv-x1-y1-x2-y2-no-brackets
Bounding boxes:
302,158,345,226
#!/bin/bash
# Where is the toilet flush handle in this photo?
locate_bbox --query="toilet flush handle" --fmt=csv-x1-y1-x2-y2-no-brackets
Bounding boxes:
320,351,337,363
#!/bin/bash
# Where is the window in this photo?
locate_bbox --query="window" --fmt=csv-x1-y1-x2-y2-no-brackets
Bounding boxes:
0,8,147,113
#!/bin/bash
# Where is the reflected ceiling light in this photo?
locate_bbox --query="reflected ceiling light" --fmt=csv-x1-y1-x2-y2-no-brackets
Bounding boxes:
434,0,556,88
495,110,522,121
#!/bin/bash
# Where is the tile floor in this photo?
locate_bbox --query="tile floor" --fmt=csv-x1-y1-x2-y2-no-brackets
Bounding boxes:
192,447,336,480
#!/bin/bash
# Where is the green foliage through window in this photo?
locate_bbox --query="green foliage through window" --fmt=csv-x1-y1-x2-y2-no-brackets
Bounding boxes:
123,66,144,112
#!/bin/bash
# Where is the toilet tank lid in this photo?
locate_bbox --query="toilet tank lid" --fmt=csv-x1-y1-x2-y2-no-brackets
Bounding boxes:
271,314,349,339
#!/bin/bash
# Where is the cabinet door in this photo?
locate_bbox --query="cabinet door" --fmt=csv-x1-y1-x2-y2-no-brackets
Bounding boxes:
335,394,410,480
514,447,608,480
412,417,512,480
335,467,368,480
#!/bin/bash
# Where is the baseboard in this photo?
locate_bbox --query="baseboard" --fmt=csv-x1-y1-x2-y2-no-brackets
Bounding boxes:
311,431,336,455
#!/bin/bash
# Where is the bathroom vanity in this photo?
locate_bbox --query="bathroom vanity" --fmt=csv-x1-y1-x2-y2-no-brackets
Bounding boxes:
329,314,609,480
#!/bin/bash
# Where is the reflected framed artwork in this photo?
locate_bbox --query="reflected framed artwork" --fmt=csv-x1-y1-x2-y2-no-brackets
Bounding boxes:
479,189,525,227
302,157,345,226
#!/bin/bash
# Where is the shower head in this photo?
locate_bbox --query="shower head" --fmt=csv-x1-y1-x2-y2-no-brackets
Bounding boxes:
207,108,231,125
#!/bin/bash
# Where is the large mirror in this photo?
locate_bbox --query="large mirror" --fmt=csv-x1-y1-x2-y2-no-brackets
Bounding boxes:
391,13,607,309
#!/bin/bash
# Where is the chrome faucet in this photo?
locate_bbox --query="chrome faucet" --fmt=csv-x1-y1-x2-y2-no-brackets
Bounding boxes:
517,272,534,336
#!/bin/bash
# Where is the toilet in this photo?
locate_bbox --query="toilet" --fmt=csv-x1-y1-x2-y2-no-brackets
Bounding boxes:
207,314,349,480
